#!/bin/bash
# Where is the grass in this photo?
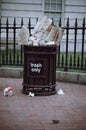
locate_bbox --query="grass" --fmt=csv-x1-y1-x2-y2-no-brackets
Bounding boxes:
56,52,86,72
0,49,24,65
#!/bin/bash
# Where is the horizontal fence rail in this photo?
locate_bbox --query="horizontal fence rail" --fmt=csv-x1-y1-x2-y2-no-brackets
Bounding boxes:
0,17,86,71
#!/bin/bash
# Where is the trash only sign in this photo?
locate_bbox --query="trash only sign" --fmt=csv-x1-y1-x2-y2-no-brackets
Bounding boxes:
28,58,45,78
30,62,42,74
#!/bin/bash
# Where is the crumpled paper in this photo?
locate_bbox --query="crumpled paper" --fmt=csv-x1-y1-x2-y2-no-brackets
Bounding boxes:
34,16,52,32
18,16,64,46
28,92,34,97
57,89,64,95
4,87,13,96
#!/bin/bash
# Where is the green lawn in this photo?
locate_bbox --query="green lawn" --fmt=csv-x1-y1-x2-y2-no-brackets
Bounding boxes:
57,52,86,71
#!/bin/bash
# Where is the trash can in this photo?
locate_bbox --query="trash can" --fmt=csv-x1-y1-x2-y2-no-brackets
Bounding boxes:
22,45,57,96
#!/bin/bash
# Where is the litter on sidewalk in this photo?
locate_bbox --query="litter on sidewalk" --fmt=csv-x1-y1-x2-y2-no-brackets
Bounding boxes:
4,87,13,96
57,88,64,95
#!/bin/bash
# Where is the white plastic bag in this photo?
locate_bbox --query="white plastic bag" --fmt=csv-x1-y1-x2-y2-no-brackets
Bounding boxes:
57,89,64,95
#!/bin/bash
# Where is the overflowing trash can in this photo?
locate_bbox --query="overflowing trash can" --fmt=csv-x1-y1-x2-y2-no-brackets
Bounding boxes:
18,16,64,96
22,45,57,96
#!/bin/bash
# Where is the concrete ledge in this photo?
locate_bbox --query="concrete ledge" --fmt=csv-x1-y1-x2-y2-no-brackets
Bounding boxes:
56,71,86,85
0,68,23,78
0,68,86,84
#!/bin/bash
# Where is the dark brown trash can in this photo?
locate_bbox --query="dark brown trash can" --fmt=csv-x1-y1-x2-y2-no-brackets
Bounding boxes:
22,45,57,96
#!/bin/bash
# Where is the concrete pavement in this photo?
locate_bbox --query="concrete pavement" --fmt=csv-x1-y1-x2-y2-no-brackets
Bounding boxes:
0,78,86,130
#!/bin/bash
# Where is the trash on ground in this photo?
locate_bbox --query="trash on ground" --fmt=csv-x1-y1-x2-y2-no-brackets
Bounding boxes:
4,87,13,96
18,16,64,46
57,88,64,95
28,92,34,97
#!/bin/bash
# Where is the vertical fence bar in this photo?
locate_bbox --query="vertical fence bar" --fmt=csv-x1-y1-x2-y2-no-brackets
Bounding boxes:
2,52,5,65
28,18,31,36
20,18,24,64
6,18,9,64
36,17,38,24
9,51,12,64
69,55,72,68
13,18,16,64
21,17,23,27
57,18,62,68
64,17,69,71
16,52,19,64
77,55,80,68
57,46,60,67
0,18,1,66
81,17,85,68
61,54,64,67
51,18,54,25
85,57,86,68
74,18,77,67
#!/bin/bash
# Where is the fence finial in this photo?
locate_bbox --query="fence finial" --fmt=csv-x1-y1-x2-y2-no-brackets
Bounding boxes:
82,17,85,27
13,17,16,26
21,18,23,27
66,17,69,27
6,18,9,27
75,18,78,27
28,18,31,36
59,17,61,27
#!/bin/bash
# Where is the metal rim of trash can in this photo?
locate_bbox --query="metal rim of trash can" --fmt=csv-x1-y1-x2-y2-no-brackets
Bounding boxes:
22,83,56,96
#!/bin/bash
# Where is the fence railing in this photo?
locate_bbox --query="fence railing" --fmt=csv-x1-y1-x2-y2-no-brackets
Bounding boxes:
0,17,86,71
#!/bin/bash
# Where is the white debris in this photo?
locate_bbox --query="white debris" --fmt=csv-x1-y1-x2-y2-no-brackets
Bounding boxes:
57,89,64,95
28,92,35,97
4,87,13,96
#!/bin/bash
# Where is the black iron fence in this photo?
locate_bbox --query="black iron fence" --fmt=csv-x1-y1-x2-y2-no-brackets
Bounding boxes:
0,17,86,71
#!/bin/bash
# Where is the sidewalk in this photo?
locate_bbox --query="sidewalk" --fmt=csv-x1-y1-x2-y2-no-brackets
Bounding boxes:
0,78,86,130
